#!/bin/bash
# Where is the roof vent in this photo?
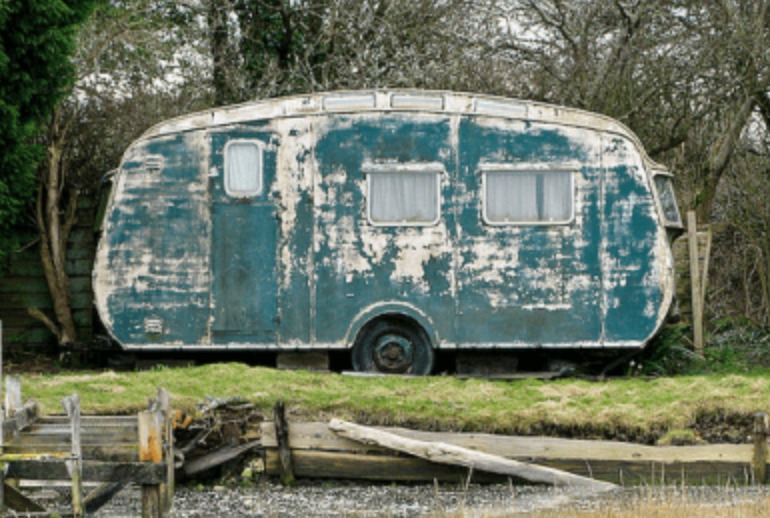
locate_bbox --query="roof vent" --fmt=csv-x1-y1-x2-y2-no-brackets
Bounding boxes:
390,94,444,110
324,93,376,111
474,99,527,118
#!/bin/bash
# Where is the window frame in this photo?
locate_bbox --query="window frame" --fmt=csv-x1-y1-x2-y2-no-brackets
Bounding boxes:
224,139,265,197
364,162,444,227
480,163,577,227
652,171,683,228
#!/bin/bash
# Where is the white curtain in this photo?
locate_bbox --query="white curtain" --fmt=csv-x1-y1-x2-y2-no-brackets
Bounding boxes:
226,142,262,195
485,171,571,223
541,172,572,221
485,172,538,222
369,173,439,224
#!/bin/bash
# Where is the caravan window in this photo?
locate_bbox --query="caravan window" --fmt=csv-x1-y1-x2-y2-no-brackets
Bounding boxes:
482,168,574,225
225,141,263,196
365,163,442,226
653,174,682,226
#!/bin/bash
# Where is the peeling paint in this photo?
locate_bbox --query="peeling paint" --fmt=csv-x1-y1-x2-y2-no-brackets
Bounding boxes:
93,89,680,354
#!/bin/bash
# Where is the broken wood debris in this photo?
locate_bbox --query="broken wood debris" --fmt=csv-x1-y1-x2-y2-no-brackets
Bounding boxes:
172,395,263,480
262,421,769,486
329,418,617,492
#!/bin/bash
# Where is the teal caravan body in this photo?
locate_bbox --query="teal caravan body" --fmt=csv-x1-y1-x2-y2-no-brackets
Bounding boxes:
94,90,683,374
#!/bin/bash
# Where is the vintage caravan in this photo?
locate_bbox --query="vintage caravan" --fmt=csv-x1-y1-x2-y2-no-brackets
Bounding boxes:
94,90,683,375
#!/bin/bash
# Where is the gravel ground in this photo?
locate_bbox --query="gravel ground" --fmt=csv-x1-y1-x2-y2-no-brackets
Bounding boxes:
49,481,763,517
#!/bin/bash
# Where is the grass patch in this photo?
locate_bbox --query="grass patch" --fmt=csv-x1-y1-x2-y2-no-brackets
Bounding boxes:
19,364,770,442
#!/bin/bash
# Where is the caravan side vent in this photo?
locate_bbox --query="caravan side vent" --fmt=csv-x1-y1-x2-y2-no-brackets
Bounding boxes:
144,317,164,335
144,157,163,174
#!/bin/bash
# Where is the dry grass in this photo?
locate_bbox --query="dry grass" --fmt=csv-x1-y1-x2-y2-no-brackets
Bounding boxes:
432,487,770,517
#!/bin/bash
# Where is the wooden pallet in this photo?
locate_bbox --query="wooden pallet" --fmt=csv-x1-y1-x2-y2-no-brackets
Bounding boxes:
0,377,174,517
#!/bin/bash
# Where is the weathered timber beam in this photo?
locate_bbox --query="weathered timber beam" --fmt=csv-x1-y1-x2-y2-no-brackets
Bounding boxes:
84,482,126,514
62,394,83,518
263,422,753,463
3,482,47,513
6,461,166,484
329,419,617,492
264,450,510,483
2,400,39,443
139,408,164,518
753,413,768,484
183,441,261,477
5,377,22,416
274,401,294,485
158,387,174,514
1,443,138,461
264,449,750,485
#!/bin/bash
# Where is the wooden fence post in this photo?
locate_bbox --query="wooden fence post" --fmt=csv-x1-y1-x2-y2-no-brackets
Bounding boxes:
274,401,294,485
63,395,83,518
157,388,174,513
753,412,768,484
139,407,164,517
5,377,21,417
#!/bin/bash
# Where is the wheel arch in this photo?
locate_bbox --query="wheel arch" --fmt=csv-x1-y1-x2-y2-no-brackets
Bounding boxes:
344,301,439,350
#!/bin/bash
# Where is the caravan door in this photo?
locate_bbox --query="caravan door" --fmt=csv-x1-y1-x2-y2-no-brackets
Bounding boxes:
209,130,278,344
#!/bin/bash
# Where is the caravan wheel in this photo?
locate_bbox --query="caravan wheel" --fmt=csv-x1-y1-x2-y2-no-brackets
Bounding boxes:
352,318,434,375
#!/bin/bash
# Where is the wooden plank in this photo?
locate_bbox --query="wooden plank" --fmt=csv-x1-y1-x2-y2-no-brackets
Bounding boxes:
35,416,138,426
138,409,163,518
183,441,261,477
5,461,166,484
2,401,39,444
84,482,126,514
2,482,47,513
5,377,22,416
63,395,83,518
142,485,161,518
330,419,616,491
261,422,754,464
265,450,510,483
10,429,137,444
1,443,138,461
158,387,174,514
138,412,163,464
265,448,751,486
753,413,768,484
273,402,294,485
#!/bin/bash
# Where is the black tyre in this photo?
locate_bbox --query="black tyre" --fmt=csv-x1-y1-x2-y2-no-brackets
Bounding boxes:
351,318,435,375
